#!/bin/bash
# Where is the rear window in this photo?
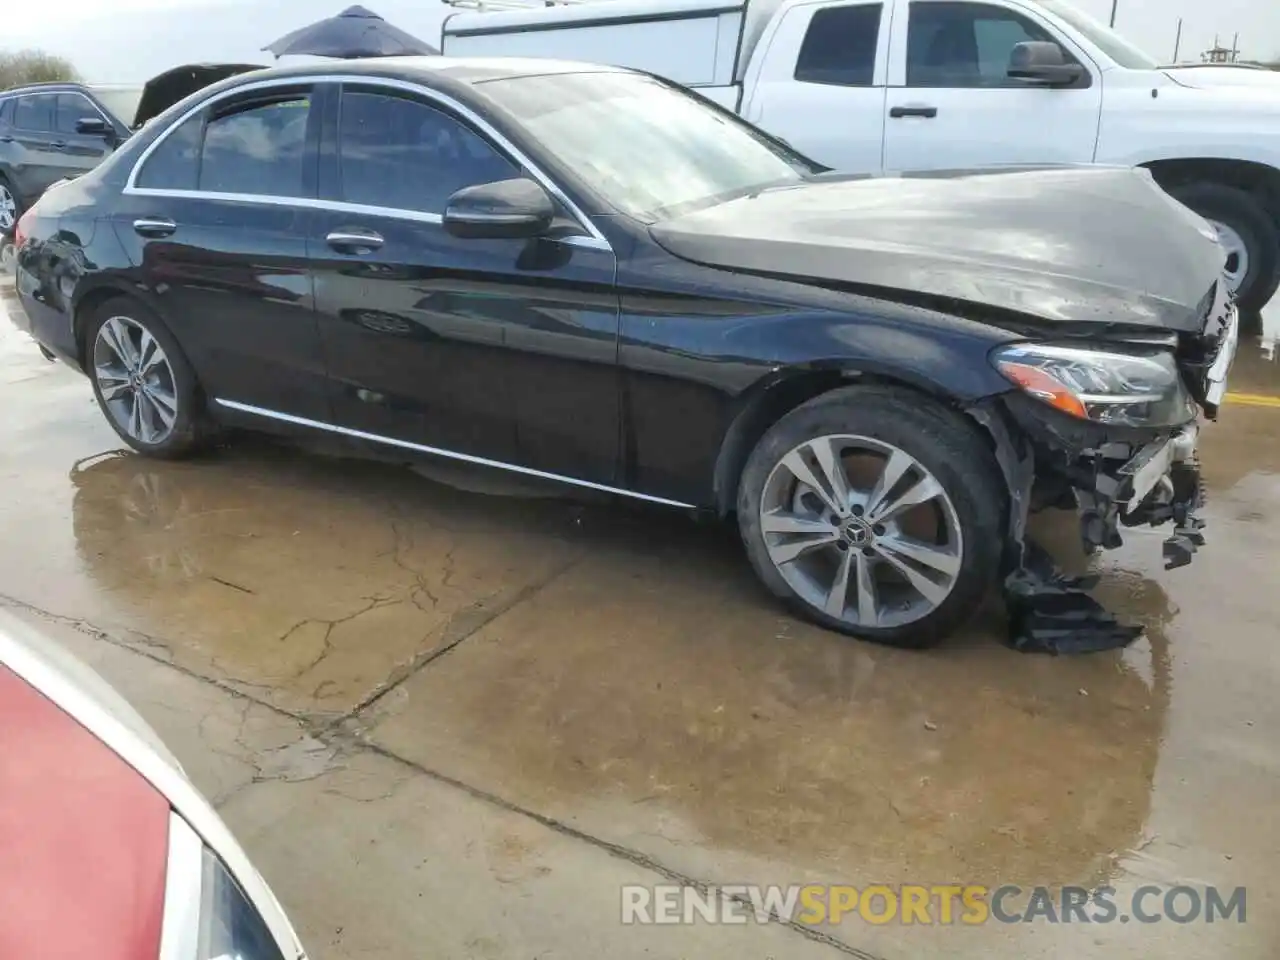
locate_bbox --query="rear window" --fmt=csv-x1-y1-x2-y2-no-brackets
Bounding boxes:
0,99,12,126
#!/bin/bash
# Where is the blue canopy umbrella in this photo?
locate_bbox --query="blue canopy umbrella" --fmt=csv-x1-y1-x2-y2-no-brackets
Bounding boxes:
264,5,438,59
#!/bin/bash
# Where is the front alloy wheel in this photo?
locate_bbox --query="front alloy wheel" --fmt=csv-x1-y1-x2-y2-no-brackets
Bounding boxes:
737,386,1005,648
759,436,963,631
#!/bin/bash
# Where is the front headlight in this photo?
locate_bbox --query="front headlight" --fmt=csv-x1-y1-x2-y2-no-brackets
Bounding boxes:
992,342,1196,428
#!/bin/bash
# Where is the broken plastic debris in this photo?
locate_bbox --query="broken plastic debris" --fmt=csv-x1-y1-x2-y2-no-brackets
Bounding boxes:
1002,541,1143,655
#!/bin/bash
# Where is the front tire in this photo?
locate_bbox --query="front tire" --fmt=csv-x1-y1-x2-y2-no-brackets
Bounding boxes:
1169,181,1280,311
85,298,214,458
737,386,1004,648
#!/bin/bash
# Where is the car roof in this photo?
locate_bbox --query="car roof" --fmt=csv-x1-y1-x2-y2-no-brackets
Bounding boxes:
228,55,629,86
0,81,91,99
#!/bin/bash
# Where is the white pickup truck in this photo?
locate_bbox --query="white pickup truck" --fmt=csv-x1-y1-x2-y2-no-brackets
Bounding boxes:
442,0,1280,312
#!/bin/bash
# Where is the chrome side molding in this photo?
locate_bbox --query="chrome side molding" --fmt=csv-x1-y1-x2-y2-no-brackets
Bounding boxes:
212,398,697,510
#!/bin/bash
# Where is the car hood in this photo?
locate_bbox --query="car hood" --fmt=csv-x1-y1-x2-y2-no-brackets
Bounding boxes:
650,166,1226,332
0,607,180,769
133,62,264,128
1162,65,1280,89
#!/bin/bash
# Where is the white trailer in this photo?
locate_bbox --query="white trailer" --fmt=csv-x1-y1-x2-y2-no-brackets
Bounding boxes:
441,0,786,109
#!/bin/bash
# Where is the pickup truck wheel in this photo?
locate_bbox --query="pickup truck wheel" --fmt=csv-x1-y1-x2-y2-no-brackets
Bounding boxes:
737,386,1004,649
1170,181,1280,311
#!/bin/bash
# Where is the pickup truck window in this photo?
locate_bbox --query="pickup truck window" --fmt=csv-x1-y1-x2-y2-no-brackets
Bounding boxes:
1034,0,1157,69
906,2,1075,88
481,71,818,222
794,4,883,88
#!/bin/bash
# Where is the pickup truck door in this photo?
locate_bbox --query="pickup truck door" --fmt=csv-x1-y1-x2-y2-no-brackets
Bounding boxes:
882,0,1102,172
741,1,890,173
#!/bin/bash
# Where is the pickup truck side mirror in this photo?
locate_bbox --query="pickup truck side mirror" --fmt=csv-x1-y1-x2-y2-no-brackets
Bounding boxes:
1008,41,1085,87
443,178,555,241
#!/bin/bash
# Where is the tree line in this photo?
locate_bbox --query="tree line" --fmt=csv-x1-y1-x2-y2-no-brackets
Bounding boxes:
0,49,79,91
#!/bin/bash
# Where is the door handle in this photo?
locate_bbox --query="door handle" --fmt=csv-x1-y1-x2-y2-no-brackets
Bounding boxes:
326,229,384,253
133,217,176,238
49,140,67,150
889,105,939,119
0,136,12,143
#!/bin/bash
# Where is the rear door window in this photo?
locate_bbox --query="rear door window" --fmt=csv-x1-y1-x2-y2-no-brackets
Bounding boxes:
135,111,204,190
335,88,518,214
198,94,313,197
12,94,55,132
794,3,883,87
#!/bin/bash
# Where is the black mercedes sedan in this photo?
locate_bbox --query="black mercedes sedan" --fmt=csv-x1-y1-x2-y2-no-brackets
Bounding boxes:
9,57,1238,650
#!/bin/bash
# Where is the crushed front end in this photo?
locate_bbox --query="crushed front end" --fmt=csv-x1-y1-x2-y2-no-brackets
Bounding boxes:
972,279,1239,654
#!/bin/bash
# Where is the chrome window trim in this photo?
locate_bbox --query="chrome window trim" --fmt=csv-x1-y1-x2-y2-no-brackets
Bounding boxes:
214,398,696,509
158,812,204,960
124,73,612,250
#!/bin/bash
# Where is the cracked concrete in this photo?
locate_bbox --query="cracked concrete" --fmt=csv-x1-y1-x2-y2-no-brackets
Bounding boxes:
4,282,1280,958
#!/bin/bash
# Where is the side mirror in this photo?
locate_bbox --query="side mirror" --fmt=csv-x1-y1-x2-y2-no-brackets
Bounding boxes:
1008,41,1085,87
443,178,555,241
75,116,112,136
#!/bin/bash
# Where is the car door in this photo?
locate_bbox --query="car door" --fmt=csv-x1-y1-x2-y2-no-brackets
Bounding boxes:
109,82,331,422
308,81,621,484
6,94,65,203
52,92,116,176
882,0,1102,172
743,1,889,173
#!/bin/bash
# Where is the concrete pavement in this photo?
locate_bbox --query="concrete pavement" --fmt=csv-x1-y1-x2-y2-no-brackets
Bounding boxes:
2,276,1278,959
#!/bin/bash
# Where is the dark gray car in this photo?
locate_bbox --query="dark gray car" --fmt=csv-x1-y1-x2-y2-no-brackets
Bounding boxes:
0,83,130,232
0,66,262,235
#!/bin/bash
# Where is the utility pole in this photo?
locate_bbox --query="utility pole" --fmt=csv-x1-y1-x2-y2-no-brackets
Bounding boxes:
1109,0,1118,28
1172,18,1183,62
1231,32,1239,62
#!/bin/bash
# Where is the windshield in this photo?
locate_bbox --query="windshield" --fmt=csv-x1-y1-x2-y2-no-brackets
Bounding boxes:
480,72,819,221
1035,0,1159,69
88,86,144,127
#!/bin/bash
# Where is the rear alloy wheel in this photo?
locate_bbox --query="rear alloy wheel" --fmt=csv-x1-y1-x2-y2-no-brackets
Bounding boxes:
86,300,213,458
737,387,1004,648
0,179,17,234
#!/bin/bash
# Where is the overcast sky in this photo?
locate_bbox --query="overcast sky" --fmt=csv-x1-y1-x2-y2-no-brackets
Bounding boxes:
5,0,1278,83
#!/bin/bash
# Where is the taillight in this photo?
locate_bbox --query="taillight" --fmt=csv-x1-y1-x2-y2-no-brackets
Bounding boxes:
13,208,34,251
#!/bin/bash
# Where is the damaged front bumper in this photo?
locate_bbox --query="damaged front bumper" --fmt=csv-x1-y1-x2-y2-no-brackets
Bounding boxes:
972,292,1239,654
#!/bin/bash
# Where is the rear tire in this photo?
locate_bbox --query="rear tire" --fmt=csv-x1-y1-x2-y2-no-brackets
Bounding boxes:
736,386,1004,649
0,175,20,238
84,298,215,459
1169,181,1280,311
